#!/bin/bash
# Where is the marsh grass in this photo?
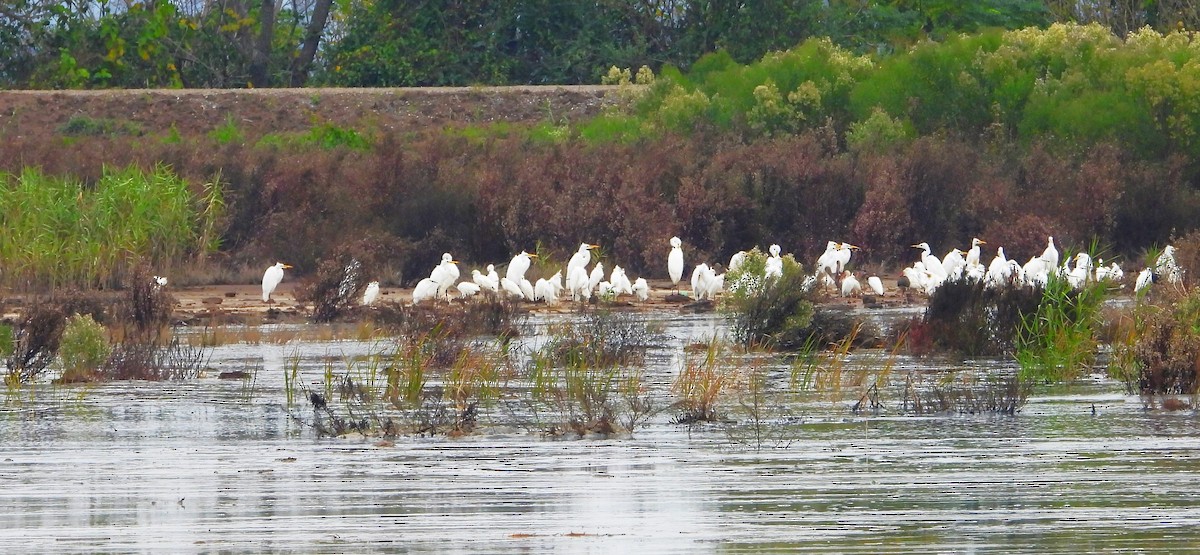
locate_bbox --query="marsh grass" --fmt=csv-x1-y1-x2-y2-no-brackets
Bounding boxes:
56,314,110,384
58,116,143,137
1111,288,1200,397
4,300,66,386
672,338,745,424
920,276,1041,357
901,371,1031,416
522,311,665,436
0,165,221,290
722,248,829,351
1016,274,1107,382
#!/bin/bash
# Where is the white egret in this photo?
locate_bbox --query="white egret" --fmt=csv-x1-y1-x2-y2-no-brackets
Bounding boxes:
548,271,564,297
632,277,650,302
840,271,861,297
835,243,859,274
1135,268,1154,293
534,278,559,304
567,243,599,282
457,281,481,299
472,268,499,293
729,251,748,273
691,263,711,299
506,250,537,282
1041,236,1059,269
708,273,725,298
261,262,292,302
412,278,439,304
985,247,1011,288
610,265,633,296
519,278,536,301
941,248,966,278
568,266,592,301
153,275,168,288
668,236,684,290
867,275,884,296
912,243,947,278
965,238,986,267
764,244,783,279
1022,257,1049,288
588,262,605,293
500,277,524,299
816,241,840,278
430,253,460,300
362,281,380,306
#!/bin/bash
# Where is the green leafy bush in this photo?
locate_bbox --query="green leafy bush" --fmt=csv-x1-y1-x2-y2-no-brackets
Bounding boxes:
722,248,816,350
58,314,111,383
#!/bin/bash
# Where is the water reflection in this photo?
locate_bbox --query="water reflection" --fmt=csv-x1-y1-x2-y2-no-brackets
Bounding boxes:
1,311,1198,553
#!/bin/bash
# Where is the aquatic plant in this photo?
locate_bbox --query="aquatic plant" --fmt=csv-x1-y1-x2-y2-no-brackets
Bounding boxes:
524,310,666,436
1111,288,1200,397
4,301,66,386
901,372,1031,416
672,338,744,424
918,276,1042,357
1015,274,1107,382
538,310,664,369
56,314,111,383
297,250,371,323
723,248,818,351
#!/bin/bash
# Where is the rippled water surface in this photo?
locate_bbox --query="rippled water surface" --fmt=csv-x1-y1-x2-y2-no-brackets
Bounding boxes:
3,311,1199,553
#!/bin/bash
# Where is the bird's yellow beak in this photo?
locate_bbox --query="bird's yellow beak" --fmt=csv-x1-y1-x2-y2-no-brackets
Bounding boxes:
588,244,599,249
977,240,987,245
848,244,861,250
283,264,293,269
451,260,459,264
528,253,539,258
911,244,922,248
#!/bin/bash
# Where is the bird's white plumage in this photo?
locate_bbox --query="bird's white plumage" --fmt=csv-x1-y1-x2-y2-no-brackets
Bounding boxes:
262,262,291,302
362,281,380,305
412,278,439,304
867,275,884,296
668,236,684,288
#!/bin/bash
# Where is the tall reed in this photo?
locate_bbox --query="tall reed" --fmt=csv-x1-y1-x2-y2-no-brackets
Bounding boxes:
0,165,219,290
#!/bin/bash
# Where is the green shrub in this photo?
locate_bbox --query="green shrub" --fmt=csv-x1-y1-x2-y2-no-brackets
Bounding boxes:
58,314,111,383
208,116,244,144
723,248,818,350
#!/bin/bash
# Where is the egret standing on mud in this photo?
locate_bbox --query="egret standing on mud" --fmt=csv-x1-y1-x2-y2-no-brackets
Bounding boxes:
668,236,684,291
262,262,292,303
567,243,598,282
362,281,380,306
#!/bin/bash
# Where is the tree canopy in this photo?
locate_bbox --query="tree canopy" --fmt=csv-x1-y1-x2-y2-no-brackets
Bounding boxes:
2,0,1194,89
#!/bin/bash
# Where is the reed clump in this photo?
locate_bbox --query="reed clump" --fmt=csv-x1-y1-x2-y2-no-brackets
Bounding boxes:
901,372,1032,416
1015,274,1107,382
672,338,745,424
525,310,665,436
0,165,223,290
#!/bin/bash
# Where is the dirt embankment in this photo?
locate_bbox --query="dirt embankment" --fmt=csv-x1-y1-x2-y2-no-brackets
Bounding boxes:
0,86,622,138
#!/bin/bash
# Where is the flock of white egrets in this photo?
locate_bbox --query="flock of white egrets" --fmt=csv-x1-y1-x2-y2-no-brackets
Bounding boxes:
256,236,1185,306
897,237,1182,296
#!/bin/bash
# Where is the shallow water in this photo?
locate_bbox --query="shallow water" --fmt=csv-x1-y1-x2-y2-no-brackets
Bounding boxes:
2,311,1199,553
